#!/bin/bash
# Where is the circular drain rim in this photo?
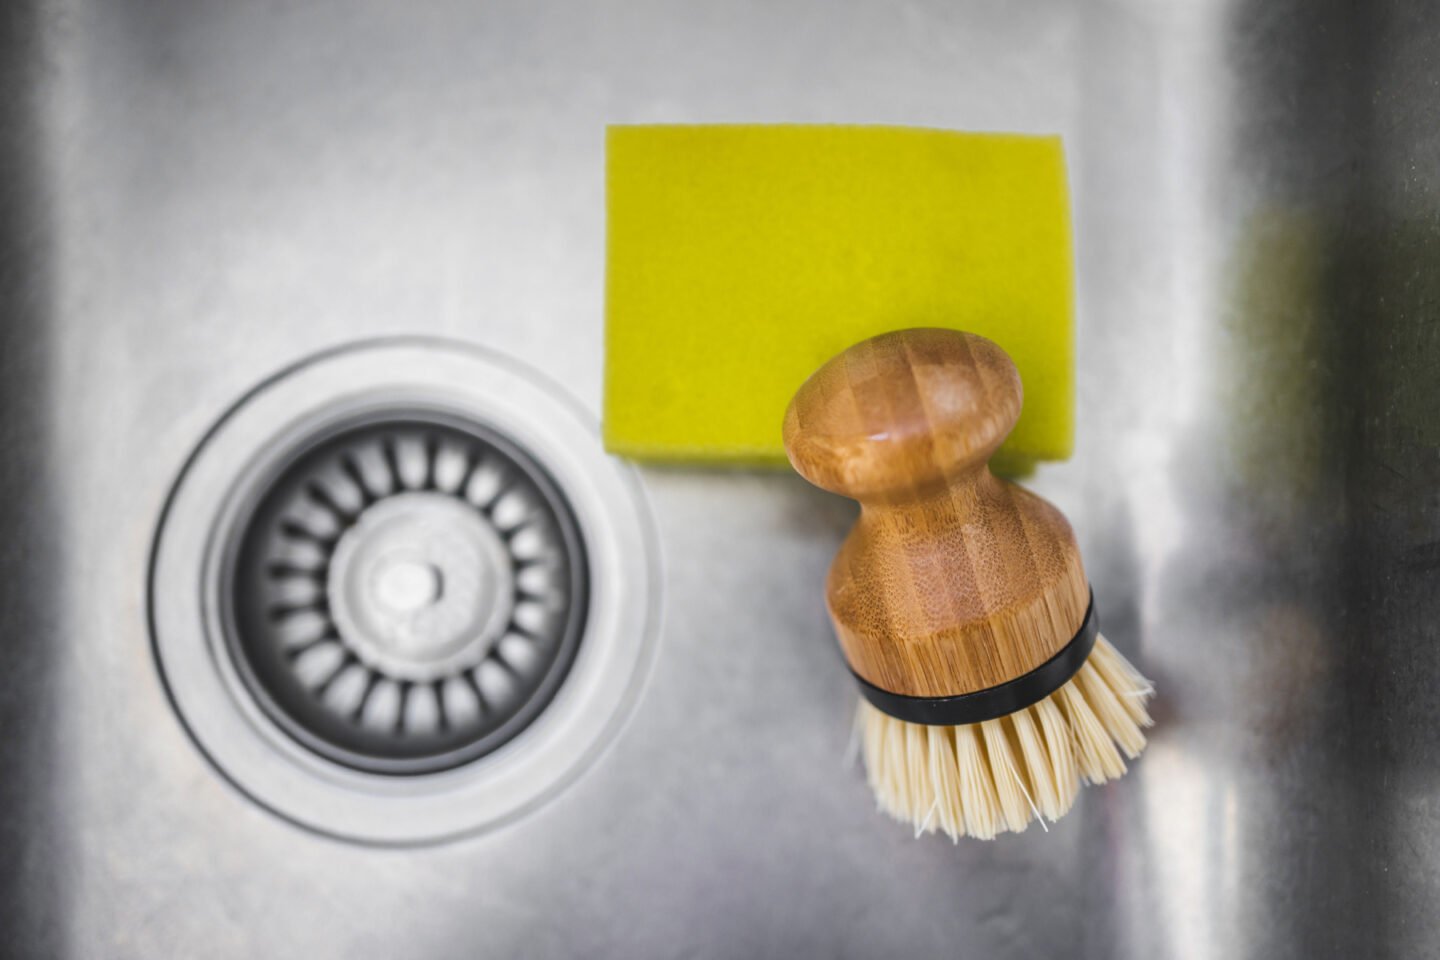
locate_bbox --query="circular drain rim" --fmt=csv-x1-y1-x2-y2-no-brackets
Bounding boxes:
149,339,659,845
225,414,590,775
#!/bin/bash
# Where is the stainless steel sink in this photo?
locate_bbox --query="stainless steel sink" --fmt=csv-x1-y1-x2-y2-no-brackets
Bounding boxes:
3,0,1438,956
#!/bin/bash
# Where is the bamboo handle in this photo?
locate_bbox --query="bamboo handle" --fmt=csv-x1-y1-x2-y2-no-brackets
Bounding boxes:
783,329,1089,698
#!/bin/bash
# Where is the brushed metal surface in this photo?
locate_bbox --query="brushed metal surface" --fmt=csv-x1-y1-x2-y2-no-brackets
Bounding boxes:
2,0,1438,957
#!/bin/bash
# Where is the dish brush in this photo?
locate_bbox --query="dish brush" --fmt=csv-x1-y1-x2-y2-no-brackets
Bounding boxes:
782,328,1154,840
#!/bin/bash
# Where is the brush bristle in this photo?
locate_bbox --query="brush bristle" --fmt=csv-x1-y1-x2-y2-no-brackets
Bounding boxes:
858,635,1154,841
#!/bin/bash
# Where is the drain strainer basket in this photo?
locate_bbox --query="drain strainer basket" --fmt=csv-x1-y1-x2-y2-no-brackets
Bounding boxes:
229,415,589,775
150,340,657,843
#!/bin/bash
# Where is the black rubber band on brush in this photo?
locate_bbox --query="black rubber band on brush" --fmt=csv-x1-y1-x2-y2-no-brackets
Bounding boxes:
851,592,1099,727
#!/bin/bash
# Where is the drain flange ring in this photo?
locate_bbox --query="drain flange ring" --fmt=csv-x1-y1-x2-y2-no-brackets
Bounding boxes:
149,339,658,844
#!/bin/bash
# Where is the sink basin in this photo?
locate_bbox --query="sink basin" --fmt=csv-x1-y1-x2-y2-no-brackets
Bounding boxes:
2,0,1437,956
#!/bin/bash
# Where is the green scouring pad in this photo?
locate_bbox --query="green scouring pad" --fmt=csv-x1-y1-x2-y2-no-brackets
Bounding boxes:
604,124,1074,473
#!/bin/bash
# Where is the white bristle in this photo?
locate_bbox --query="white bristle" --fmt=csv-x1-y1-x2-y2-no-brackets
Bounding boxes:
1009,706,1061,821
953,723,1001,840
1059,674,1126,784
857,634,1155,841
980,719,1032,834
1089,637,1156,727
1075,659,1147,759
905,721,933,828
1032,696,1080,816
882,709,909,815
925,726,964,840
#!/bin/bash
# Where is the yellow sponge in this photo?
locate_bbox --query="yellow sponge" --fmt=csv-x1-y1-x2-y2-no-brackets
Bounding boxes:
604,125,1074,470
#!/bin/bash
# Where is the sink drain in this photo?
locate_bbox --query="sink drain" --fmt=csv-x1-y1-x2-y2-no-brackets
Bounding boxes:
228,416,587,775
150,340,657,843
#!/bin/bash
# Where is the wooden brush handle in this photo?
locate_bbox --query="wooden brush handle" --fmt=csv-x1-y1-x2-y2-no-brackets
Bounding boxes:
783,328,1089,698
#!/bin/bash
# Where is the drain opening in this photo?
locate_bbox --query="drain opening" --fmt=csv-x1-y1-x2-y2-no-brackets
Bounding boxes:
227,414,588,776
151,340,657,843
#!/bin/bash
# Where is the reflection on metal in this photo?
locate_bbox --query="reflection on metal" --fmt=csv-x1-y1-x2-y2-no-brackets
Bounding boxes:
2,0,1437,955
